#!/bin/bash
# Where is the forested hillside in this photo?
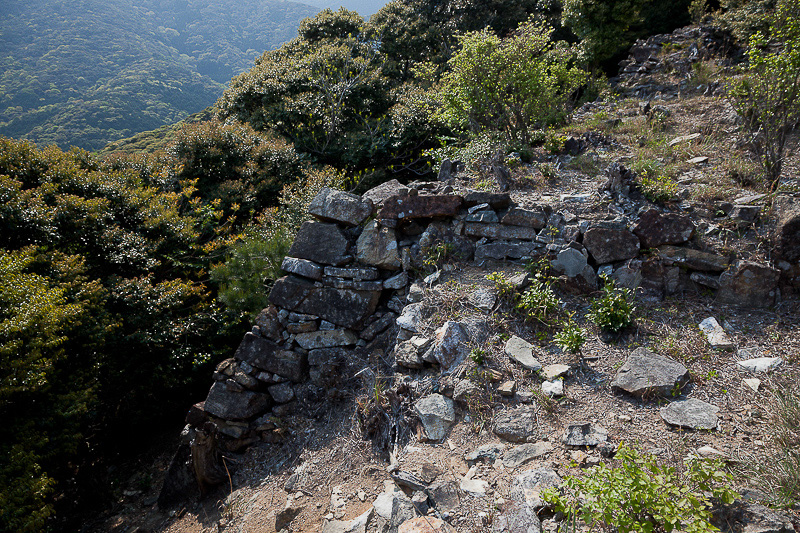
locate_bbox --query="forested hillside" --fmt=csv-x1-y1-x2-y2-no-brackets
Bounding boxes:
0,0,317,151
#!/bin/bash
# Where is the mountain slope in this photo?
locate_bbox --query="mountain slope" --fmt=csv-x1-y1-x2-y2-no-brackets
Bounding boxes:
0,0,317,151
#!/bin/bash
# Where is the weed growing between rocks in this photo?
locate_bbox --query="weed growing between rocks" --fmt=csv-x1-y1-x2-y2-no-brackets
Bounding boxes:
588,275,636,333
544,444,738,533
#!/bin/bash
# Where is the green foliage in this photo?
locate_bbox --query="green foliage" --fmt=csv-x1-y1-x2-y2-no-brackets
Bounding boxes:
487,271,517,301
421,242,457,273
554,316,586,353
544,129,568,154
562,0,645,67
439,18,588,144
211,167,345,317
729,0,800,190
544,444,738,533
640,174,679,203
469,348,489,365
588,275,636,332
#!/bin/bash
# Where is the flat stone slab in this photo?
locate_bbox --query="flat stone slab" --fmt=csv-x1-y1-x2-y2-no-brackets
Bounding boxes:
669,132,701,146
505,336,542,371
660,398,719,430
501,207,547,229
657,245,730,272
465,443,505,464
542,364,571,380
294,329,357,350
717,261,780,308
551,248,588,278
398,517,455,533
494,406,538,443
699,317,734,349
465,223,539,241
611,347,690,398
281,257,323,280
475,241,539,261
269,275,380,328
562,422,608,447
503,442,554,469
357,221,401,270
737,357,782,373
415,393,455,441
204,381,270,420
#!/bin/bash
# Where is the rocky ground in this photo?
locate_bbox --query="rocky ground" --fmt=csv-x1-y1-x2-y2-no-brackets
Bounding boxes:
88,24,800,533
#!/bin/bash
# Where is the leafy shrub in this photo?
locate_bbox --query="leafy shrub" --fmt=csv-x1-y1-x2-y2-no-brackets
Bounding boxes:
544,129,568,154
439,17,587,145
544,444,738,533
588,275,635,332
487,271,517,301
728,0,800,190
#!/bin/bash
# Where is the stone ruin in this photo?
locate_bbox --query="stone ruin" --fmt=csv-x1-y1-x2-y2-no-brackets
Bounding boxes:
158,177,800,506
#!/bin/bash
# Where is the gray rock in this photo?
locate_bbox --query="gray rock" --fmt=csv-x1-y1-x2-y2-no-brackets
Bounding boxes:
288,221,351,266
730,204,760,223
542,364,570,380
415,394,456,441
509,467,562,509
737,357,782,373
493,501,541,533
372,486,417,533
396,303,424,332
322,508,372,533
463,191,512,208
541,379,564,397
584,227,641,264
394,340,425,369
494,406,538,443
699,317,734,349
691,272,721,289
469,287,497,311
611,347,690,398
204,381,270,420
323,277,384,291
475,241,539,261
562,422,609,447
360,313,396,342
632,209,695,248
281,257,323,280
502,207,548,229
294,329,357,350
713,500,794,533
234,333,308,382
465,223,539,240
428,321,469,369
466,210,500,223
426,480,460,513
660,398,719,429
308,187,372,226
452,379,481,403
357,221,401,270
657,245,730,272
551,248,588,278
717,261,780,308
391,471,427,492
465,443,505,464
269,275,381,329
384,272,409,290
363,179,409,207
324,266,380,280
379,194,463,220
505,336,543,371
503,442,554,469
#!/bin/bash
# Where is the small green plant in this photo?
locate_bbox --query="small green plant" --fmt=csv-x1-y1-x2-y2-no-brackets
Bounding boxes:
538,162,558,179
640,174,679,203
515,276,560,325
554,316,586,354
544,444,738,533
487,271,516,301
470,348,489,365
588,275,635,333
422,242,456,272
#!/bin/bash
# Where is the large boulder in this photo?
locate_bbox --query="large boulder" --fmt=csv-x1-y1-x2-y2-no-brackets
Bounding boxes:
308,187,372,226
288,221,351,266
774,195,800,261
357,221,402,270
611,347,690,398
656,245,730,272
269,275,380,328
633,209,695,248
717,261,780,308
583,226,641,264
